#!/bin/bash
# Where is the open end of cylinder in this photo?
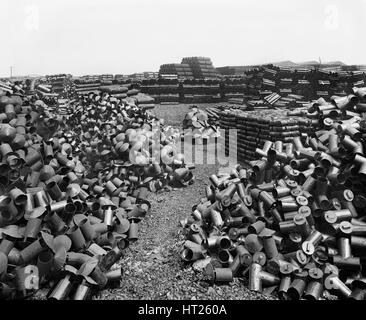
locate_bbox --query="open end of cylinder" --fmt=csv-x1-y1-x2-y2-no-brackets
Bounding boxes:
218,250,230,264
218,238,231,250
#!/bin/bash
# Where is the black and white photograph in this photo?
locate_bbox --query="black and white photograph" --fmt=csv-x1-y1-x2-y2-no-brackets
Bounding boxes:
1,0,366,311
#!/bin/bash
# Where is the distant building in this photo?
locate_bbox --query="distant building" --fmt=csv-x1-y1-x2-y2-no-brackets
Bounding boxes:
159,74,179,80
143,72,159,79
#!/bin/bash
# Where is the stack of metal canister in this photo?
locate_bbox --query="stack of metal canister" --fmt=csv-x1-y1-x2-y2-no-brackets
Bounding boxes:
218,109,310,162
73,78,102,95
181,87,366,300
0,83,194,300
244,64,365,103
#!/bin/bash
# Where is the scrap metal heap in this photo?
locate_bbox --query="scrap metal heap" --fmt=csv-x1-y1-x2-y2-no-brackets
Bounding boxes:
244,65,365,107
0,82,194,300
181,87,366,300
181,106,221,143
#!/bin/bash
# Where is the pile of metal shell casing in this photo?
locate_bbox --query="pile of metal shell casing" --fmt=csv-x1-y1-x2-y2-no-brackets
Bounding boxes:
180,81,222,103
63,93,194,190
0,81,26,96
62,66,366,106
45,74,73,95
140,78,248,104
181,90,366,300
222,79,246,101
159,63,194,80
181,107,220,143
35,84,59,99
218,108,309,162
141,79,181,104
287,90,366,124
0,84,194,300
180,57,217,79
244,64,366,102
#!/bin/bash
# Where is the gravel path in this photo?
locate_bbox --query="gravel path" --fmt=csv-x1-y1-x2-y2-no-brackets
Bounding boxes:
97,162,273,300
97,104,273,300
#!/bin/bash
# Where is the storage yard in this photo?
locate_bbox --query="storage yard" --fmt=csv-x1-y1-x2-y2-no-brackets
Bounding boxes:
1,61,366,302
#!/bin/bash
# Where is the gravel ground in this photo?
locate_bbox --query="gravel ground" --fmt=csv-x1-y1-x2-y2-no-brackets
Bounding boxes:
96,104,273,300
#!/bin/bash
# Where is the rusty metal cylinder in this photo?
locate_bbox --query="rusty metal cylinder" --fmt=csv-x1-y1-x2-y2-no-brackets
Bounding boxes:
73,281,92,300
338,237,352,259
23,218,42,241
278,275,292,300
48,275,73,300
67,226,86,251
325,274,352,298
304,281,323,300
210,209,224,228
261,234,278,259
19,239,46,264
214,267,233,283
248,220,266,235
249,263,262,292
287,271,308,300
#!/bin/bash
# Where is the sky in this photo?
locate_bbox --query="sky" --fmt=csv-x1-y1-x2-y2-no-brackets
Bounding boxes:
0,0,365,77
